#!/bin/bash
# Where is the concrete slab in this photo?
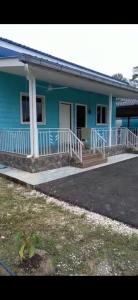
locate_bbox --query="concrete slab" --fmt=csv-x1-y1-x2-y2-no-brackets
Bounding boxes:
0,153,138,186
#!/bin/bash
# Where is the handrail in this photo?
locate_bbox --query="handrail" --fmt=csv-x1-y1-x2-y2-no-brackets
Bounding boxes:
38,128,70,131
91,127,138,149
91,129,106,157
127,128,137,138
127,128,138,148
127,128,138,136
69,129,84,162
69,129,84,146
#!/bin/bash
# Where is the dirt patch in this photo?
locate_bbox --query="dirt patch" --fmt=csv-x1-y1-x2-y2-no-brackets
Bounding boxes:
17,250,55,276
18,254,42,272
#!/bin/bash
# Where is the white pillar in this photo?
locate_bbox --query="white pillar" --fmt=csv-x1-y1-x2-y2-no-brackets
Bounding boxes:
29,76,39,157
109,94,112,147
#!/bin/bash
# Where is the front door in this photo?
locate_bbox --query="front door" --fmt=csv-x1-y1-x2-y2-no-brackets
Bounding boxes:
59,103,71,129
76,105,86,139
59,103,72,151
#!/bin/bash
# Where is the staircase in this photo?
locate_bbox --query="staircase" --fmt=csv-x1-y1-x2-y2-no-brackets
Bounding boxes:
81,149,107,168
71,149,107,168
69,128,107,168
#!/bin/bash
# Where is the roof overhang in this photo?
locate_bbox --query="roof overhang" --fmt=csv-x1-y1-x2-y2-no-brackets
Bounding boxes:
1,56,138,99
0,57,27,76
116,106,138,117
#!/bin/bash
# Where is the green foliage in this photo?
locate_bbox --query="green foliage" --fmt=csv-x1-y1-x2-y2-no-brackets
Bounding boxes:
15,232,41,261
112,73,128,83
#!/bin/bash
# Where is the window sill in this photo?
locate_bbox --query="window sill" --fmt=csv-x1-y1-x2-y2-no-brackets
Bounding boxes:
96,123,108,126
21,122,46,125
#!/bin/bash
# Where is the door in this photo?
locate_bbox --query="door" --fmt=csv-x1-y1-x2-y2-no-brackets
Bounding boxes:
76,105,86,139
59,103,72,152
59,103,71,129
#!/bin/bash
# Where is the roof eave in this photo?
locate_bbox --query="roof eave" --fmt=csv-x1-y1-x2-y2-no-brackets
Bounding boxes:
18,54,138,94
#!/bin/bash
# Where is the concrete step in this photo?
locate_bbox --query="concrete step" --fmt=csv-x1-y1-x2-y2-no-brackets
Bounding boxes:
82,153,103,160
73,157,107,168
82,149,102,154
82,156,103,163
82,149,92,154
80,158,107,168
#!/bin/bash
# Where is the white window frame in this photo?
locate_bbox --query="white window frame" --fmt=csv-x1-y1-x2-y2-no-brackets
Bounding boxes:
96,104,108,125
20,92,46,125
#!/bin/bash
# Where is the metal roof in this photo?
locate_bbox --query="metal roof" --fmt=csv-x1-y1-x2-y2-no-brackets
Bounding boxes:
0,37,130,87
116,98,138,107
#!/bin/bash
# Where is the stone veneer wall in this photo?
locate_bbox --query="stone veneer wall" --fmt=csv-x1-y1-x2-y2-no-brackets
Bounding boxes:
0,146,136,173
0,152,70,173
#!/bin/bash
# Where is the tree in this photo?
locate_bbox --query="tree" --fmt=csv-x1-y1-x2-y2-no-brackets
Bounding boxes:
112,72,138,87
132,66,138,80
112,73,128,83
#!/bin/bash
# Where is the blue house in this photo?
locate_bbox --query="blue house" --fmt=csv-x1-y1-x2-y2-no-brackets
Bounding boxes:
0,37,138,172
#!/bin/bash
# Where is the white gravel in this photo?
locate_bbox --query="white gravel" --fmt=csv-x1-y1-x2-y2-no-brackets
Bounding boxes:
24,189,138,236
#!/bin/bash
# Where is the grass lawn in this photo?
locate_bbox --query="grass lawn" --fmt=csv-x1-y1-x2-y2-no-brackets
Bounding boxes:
0,175,138,276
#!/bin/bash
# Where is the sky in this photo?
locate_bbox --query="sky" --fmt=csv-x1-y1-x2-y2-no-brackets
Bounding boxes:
0,24,138,79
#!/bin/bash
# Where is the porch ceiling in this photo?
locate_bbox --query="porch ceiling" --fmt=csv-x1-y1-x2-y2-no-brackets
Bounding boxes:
0,57,138,99
116,106,138,117
29,65,138,99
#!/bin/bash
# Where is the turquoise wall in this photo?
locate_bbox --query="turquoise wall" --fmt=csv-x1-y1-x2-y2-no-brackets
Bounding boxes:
0,71,116,129
119,117,138,128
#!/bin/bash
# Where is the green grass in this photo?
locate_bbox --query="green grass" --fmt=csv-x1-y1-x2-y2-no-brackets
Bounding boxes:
0,176,138,276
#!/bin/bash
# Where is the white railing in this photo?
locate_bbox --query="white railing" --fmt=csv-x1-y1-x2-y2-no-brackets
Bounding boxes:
91,127,138,150
128,128,138,136
0,128,83,162
38,128,70,156
92,127,128,147
38,128,83,162
0,129,30,155
69,129,83,162
91,129,106,157
1,127,137,160
127,129,138,148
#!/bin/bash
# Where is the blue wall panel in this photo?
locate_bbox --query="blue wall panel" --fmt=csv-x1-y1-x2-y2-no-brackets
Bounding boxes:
0,71,116,129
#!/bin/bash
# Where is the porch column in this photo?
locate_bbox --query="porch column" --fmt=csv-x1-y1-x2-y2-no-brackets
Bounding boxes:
29,76,39,157
109,94,112,147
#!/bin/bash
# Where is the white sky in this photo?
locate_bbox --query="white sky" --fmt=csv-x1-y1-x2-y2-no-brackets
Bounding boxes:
0,24,138,79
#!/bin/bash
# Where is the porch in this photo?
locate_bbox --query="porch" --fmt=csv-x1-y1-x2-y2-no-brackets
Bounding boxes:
0,126,138,172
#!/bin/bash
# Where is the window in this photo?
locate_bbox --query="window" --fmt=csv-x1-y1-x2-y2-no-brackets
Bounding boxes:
96,105,108,124
21,94,45,124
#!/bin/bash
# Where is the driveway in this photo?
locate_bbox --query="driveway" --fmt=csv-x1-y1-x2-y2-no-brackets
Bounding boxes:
36,157,138,228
